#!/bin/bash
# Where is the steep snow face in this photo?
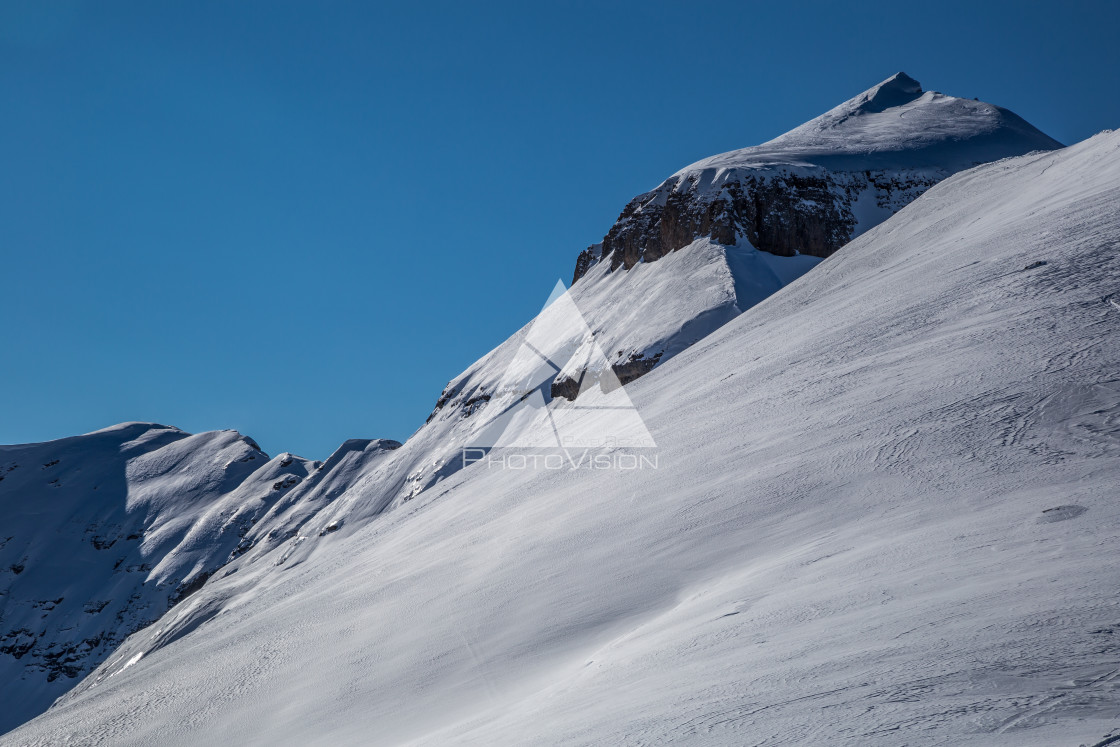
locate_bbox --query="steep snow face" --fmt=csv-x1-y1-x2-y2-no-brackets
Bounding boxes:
0,423,399,734
8,130,1119,746
431,238,820,411
405,239,820,498
574,73,1062,280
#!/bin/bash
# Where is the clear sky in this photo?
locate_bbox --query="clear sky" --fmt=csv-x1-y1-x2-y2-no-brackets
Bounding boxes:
2,0,1117,459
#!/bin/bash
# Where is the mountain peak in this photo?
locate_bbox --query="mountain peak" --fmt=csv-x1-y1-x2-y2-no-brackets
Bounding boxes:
855,72,923,113
676,72,1061,174
575,73,1063,286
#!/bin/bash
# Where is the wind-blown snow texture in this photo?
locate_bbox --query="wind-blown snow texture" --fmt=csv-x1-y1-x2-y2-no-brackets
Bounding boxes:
4,123,1119,745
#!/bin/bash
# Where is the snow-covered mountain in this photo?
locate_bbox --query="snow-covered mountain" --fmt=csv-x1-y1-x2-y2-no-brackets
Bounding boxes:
564,73,1060,390
0,72,1070,736
1,73,1112,744
6,123,1119,746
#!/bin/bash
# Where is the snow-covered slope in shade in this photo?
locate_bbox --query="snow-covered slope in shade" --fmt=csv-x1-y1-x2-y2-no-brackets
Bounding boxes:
8,129,1119,745
0,424,398,734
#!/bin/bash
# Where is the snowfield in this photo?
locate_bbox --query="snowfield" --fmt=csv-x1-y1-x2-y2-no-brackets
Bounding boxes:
3,126,1118,745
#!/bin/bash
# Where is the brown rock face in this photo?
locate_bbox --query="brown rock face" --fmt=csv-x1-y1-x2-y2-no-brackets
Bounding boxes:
573,169,940,283
610,351,663,386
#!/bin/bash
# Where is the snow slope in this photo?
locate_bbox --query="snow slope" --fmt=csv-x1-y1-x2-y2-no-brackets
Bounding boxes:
6,129,1119,745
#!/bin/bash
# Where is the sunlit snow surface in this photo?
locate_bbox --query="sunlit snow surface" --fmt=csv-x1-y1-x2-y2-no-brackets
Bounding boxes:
678,72,1062,174
5,130,1120,745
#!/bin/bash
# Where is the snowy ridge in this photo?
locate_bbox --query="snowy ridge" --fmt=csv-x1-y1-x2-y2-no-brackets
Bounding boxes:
0,423,400,733
5,128,1120,745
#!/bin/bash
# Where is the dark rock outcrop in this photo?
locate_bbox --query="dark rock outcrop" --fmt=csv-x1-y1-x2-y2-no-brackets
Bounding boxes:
574,169,940,283
550,351,663,402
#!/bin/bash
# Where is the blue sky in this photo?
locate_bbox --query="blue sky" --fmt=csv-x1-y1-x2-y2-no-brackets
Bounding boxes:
2,0,1117,459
